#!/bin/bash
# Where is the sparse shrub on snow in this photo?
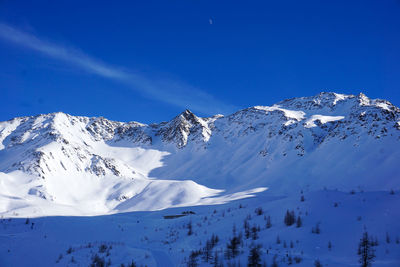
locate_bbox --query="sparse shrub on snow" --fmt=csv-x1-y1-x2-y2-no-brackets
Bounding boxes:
293,256,302,263
255,207,263,216
314,259,322,267
66,246,73,254
98,244,108,253
90,254,105,267
311,223,321,234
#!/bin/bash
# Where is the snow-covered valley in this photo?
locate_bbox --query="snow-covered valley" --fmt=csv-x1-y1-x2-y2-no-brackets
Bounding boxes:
0,92,399,266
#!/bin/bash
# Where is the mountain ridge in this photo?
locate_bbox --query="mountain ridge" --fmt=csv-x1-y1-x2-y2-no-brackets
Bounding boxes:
0,92,399,217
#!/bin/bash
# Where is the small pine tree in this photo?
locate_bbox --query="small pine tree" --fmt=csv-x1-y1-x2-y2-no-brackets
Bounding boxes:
300,195,305,202
358,232,375,267
312,223,320,234
284,210,296,226
386,232,391,244
202,240,213,262
90,254,105,267
293,256,302,263
56,254,63,263
248,244,262,267
66,247,73,254
296,216,302,228
226,235,241,259
99,244,108,253
211,234,219,247
255,207,263,216
211,251,222,267
251,225,259,240
187,221,193,236
244,220,251,239
271,255,279,267
266,216,272,229
287,256,293,265
188,250,201,267
374,237,379,246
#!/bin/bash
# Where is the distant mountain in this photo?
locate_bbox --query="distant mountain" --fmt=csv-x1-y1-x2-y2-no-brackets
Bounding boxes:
1,92,399,217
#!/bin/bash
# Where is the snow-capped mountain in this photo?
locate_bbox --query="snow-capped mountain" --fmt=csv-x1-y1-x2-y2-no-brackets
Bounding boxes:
0,92,399,217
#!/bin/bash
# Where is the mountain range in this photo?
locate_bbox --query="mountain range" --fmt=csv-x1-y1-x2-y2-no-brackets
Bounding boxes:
1,92,399,217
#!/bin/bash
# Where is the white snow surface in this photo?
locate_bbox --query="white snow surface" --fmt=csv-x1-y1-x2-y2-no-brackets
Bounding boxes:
254,105,306,121
304,115,345,128
0,92,399,218
0,190,399,266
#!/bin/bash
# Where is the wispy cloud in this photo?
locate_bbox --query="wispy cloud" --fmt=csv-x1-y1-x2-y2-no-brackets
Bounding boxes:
0,23,236,115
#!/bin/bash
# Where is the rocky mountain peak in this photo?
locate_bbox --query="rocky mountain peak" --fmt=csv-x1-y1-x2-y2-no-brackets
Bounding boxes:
156,109,211,148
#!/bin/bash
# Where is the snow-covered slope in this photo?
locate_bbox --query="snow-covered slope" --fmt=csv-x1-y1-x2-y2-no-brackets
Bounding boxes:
1,189,399,266
0,92,399,217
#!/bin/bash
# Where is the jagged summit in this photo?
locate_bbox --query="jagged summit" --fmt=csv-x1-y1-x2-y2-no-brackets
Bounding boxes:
275,92,399,114
180,108,195,118
155,108,210,148
0,92,399,217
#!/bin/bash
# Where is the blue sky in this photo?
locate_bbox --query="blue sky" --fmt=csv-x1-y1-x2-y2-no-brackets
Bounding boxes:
1,0,399,123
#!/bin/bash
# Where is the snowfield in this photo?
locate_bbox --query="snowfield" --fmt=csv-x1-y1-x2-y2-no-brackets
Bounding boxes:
0,190,399,266
0,92,399,266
